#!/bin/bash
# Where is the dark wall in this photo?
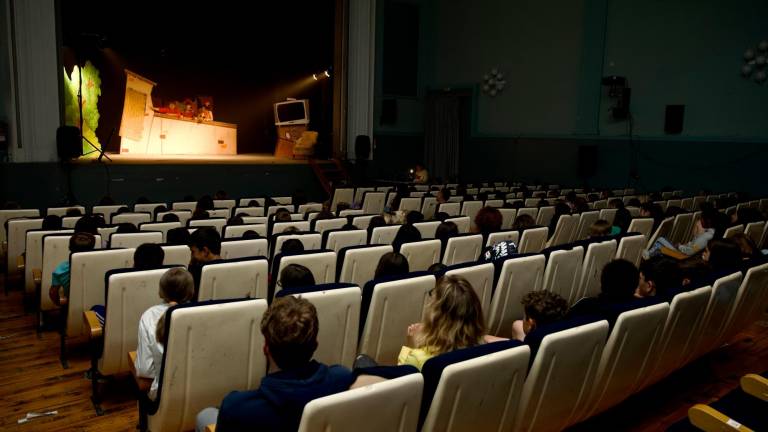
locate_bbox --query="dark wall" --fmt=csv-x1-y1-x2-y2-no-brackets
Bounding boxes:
60,1,335,154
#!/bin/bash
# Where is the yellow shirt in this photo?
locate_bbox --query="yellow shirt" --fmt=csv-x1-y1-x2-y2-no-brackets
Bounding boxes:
397,346,437,370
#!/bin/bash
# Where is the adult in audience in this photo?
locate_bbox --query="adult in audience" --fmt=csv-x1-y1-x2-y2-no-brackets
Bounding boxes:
412,162,429,184
374,252,410,279
511,290,569,341
49,232,96,307
435,211,450,222
187,227,222,296
242,230,261,239
278,264,315,290
153,206,168,221
473,206,503,238
398,275,501,370
392,224,422,251
135,268,194,400
134,243,165,270
196,296,355,432
568,259,640,318
191,209,210,220
166,227,191,245
196,195,214,212
435,221,459,252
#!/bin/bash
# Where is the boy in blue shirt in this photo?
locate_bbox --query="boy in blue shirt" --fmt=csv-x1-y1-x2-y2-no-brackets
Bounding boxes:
49,232,96,306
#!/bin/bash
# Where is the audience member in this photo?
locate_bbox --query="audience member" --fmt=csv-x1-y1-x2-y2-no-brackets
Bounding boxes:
227,215,244,226
49,233,96,306
42,215,62,230
511,290,569,341
640,202,665,231
392,224,422,251
473,207,502,236
436,188,451,204
589,220,613,238
730,233,760,260
116,222,138,234
74,215,100,235
278,264,316,290
613,207,632,234
548,202,571,238
366,216,386,241
645,210,717,259
166,227,191,246
568,259,639,318
161,213,180,223
511,214,536,231
66,207,83,217
636,257,682,299
242,230,261,239
280,238,305,255
702,238,742,273
134,244,165,270
274,208,292,223
374,252,410,279
435,221,459,251
406,211,425,225
187,227,222,295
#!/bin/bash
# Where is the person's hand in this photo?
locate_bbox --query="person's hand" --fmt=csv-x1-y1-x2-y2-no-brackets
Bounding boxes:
406,323,423,347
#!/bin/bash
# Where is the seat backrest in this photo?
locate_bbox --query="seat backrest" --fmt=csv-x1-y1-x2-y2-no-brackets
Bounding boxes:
6,218,42,274
39,233,101,311
278,284,361,367
485,230,519,247
272,233,322,259
266,205,294,216
485,199,504,208
593,200,608,210
156,210,192,225
139,222,182,241
272,220,311,236
111,212,152,226
421,343,530,432
339,245,393,287
325,230,367,253
460,201,484,227
161,245,191,266
524,198,539,207
437,202,460,216
298,374,423,432
576,240,618,301
723,224,744,239
359,275,434,364
667,199,682,209
668,213,694,245
759,221,768,249
680,197,694,211
399,239,442,271
518,226,548,253
297,203,323,214
352,215,377,230
233,206,265,217
67,248,132,336
498,208,517,230
413,221,441,239
92,205,125,224
535,206,556,227
641,286,711,389
421,197,438,220
212,199,236,211
514,320,609,432
720,262,768,343
615,234,646,267
223,223,267,239
445,216,470,234
171,201,197,211
149,299,268,432
517,207,538,221
542,246,584,304
206,209,231,219
585,303,669,418
573,211,600,242
188,218,227,234
61,216,81,228
353,187,376,206
99,267,175,376
198,258,269,301
221,238,269,260
487,254,545,337
371,225,402,245
444,262,495,318
744,221,765,245
24,230,73,295
134,203,167,214
548,214,579,247
442,234,483,266
238,197,264,207
313,218,347,234
110,231,163,249
276,251,337,295
688,272,743,360
362,192,386,214
627,218,654,241
647,217,674,249
47,206,85,217
598,208,618,225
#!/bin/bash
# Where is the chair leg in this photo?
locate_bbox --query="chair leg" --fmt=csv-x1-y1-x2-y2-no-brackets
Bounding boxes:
89,341,105,415
59,310,69,369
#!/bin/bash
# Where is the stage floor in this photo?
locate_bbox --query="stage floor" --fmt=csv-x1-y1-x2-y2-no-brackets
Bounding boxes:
74,153,323,165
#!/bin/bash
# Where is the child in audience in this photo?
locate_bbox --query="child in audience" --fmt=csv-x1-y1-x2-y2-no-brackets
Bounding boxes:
568,259,639,318
511,290,569,341
435,221,459,250
134,243,165,270
473,207,503,237
374,252,410,279
242,230,261,239
115,223,138,233
436,188,451,205
227,215,244,226
49,232,96,306
195,296,355,432
280,238,304,255
636,257,682,299
406,211,424,224
187,227,222,296
399,276,501,370
548,202,571,239
42,215,62,230
161,213,180,223
74,215,100,235
366,216,386,242
644,210,717,259
613,207,632,234
511,214,536,231
278,264,316,290
135,268,194,401
273,208,292,223
392,224,421,251
589,220,613,237
702,238,742,274
166,227,191,245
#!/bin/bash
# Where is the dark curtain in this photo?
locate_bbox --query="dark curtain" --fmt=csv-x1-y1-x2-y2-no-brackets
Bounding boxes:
424,93,461,182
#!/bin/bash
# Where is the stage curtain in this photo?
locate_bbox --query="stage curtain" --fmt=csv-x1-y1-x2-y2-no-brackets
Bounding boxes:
424,93,461,182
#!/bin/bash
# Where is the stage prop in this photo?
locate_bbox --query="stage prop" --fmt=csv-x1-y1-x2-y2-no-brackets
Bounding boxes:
273,99,315,158
62,61,102,156
119,70,236,156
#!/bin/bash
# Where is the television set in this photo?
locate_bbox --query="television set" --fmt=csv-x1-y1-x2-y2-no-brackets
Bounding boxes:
274,99,310,126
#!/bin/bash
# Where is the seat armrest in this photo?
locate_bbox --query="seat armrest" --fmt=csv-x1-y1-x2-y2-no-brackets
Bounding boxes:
206,425,216,432
33,268,42,285
83,310,103,339
128,351,152,393
16,254,25,272
688,404,754,432
741,374,768,402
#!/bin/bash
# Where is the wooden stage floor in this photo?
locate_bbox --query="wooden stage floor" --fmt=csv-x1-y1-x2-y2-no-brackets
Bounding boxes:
73,153,324,165
0,273,766,431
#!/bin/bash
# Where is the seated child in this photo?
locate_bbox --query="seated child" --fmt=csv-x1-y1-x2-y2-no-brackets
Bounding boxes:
50,233,96,307
511,290,569,341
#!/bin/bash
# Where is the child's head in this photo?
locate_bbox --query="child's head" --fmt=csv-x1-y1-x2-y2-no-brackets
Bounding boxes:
600,259,639,301
261,295,319,370
279,264,316,290
188,227,221,262
116,223,138,234
703,238,742,272
162,213,180,223
274,209,292,223
166,227,191,245
158,267,194,304
406,211,425,225
419,275,485,354
74,215,100,235
281,238,305,255
374,252,410,279
435,221,459,243
227,215,244,226
66,207,83,217
392,224,422,250
589,220,612,237
134,243,165,270
520,290,569,334
69,232,96,253
242,230,261,239
42,215,62,230
637,257,682,298
511,214,535,231
474,207,503,234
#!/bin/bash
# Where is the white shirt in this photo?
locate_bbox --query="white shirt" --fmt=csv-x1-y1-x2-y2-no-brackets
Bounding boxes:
135,303,170,400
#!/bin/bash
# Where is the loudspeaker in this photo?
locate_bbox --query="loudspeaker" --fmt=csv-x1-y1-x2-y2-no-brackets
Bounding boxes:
57,126,82,159
578,145,598,178
664,105,685,134
380,98,397,125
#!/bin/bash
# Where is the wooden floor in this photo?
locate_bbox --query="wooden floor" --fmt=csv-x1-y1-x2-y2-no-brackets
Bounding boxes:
0,272,766,431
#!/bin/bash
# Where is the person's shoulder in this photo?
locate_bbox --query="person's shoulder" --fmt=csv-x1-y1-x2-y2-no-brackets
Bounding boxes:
53,260,70,274
218,389,273,429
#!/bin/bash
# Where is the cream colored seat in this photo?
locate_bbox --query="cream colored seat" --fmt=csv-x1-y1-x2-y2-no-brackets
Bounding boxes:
542,246,584,304
353,188,376,207
576,240,617,301
112,212,152,226
535,206,556,227
627,218,654,241
723,224,744,239
325,230,367,253
38,233,99,314
573,211,600,242
156,210,192,225
546,214,579,248
442,235,483,266
24,230,73,296
646,217,674,249
352,215,377,230
297,203,323,214
399,198,423,213
47,206,85,217
445,216,470,234
518,227,548,254
399,240,441,271
421,197,438,220
139,222,182,241
338,245,392,287
744,221,765,245
272,233,322,259
615,234,646,267
362,192,386,215
275,251,337,295
161,245,191,266
313,218,347,234
171,201,197,211
206,209,230,219
298,374,423,432
598,208,617,225
485,230,520,247
213,199,236,213
220,238,269,260
239,198,265,207
668,213,694,245
198,258,269,301
92,205,127,224
517,207,538,221
110,232,163,249
6,218,42,274
438,202,460,217
460,201,484,229
719,263,768,344
272,220,310,234
499,208,517,230
61,216,81,228
444,262,495,315
487,254,545,338
147,299,268,432
233,206,265,217
413,221,441,239
223,224,267,239
134,203,167,214
687,272,743,361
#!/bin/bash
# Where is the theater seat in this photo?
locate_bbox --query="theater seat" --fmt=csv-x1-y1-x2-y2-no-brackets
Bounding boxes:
160,245,191,267
274,250,337,296
188,218,227,235
110,231,163,249
198,257,269,301
442,234,483,266
331,188,355,212
298,374,423,432
399,239,441,271
271,232,322,259
223,223,267,239
112,212,152,226
445,216,470,234
361,191,386,215
627,218,654,241
25,229,73,297
720,263,768,344
6,218,42,275
370,225,401,245
139,222,182,242
546,214,579,248
443,262,494,315
615,234,645,267
576,240,617,301
221,238,268,260
518,227,548,254
487,254,545,338
413,221,441,239
542,246,584,304
324,229,367,253
687,272,743,361
485,230,519,247
337,245,393,286
573,211,600,242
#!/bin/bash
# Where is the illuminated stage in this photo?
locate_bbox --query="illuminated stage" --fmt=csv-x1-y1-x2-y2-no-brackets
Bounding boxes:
73,153,324,165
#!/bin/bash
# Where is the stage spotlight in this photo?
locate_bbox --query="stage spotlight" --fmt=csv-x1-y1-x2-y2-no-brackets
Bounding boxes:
312,73,318,80
323,70,330,78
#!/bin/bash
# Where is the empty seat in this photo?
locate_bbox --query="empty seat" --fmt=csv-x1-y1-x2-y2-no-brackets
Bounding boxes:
535,206,556,227
723,224,744,239
359,274,433,364
542,246,584,304
272,220,310,234
354,187,377,206
499,208,517,230
460,201,483,229
110,231,163,249
223,223,267,239
134,203,167,214
399,240,442,271
688,272,743,361
338,245,393,287
399,197,423,213
615,234,646,267
576,240,617,301
276,283,361,367
24,230,73,296
161,245,191,266
445,216,470,234
47,206,86,217
413,221,441,238
524,198,539,207
598,208,617,225
313,218,347,234
221,238,269,260
61,216,81,228
339,209,365,218
213,199,236,212
274,251,337,295
514,320,609,432
720,263,768,344
198,258,269,301
546,214,579,247
362,192,386,214
517,207,538,221
420,342,530,432
92,205,126,224
442,234,483,266
573,211,600,242
487,254,545,338
139,222,182,241
297,203,323,214
324,230,367,253
421,197,438,220
238,197,264,207
444,262,495,314
112,212,152,226
6,218,42,274
627,218,654,241
171,201,197,211
668,213,694,245
206,209,230,219
485,230,520,247
744,221,765,245
146,299,268,432
438,202,460,216
518,227,548,254
352,215,377,230
298,374,423,432
484,199,504,208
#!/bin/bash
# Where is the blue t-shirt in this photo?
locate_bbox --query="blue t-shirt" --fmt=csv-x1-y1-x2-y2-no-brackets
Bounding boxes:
52,260,71,294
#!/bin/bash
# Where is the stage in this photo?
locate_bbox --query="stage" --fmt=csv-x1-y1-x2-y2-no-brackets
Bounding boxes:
73,153,324,165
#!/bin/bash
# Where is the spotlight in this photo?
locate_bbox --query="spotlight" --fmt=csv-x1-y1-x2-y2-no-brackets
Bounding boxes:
323,70,330,78
312,73,318,81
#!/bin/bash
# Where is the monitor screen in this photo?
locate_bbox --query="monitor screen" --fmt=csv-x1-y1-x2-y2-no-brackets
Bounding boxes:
277,101,307,123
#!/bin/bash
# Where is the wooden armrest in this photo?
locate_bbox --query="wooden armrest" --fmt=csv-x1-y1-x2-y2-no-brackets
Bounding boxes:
128,351,153,393
688,404,754,432
740,374,768,402
16,254,25,272
661,246,690,260
32,268,42,285
206,425,216,432
83,311,103,339
128,351,138,375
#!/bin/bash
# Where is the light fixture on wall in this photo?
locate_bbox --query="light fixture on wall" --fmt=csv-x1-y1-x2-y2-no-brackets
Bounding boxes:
741,40,767,84
481,68,506,97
